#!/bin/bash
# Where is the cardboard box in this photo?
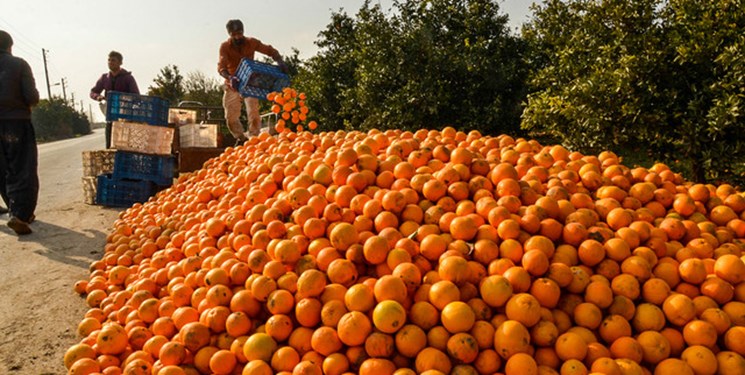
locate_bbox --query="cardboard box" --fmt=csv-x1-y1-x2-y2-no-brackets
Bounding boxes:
179,123,219,148
169,109,197,125
112,121,174,155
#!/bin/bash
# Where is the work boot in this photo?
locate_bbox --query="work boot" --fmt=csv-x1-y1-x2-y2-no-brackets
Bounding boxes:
8,216,32,235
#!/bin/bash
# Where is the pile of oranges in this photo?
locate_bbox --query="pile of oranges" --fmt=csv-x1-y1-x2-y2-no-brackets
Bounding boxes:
66,127,745,375
268,88,317,134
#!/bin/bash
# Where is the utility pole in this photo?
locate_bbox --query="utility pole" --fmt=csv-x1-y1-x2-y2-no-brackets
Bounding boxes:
60,77,68,102
42,48,51,99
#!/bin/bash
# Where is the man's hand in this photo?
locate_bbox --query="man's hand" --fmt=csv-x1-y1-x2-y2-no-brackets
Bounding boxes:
278,61,289,74
229,76,241,90
96,94,105,101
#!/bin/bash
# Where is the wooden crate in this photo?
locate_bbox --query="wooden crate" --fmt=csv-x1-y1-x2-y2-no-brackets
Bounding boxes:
168,108,197,125
179,123,219,148
82,176,97,205
112,121,175,155
178,147,225,173
82,150,116,177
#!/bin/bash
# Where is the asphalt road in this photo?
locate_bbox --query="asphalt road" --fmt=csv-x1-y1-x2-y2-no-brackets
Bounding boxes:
0,128,123,374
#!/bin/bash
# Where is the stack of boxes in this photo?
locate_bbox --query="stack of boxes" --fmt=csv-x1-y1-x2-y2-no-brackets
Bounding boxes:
81,150,116,205
84,92,176,207
171,108,223,173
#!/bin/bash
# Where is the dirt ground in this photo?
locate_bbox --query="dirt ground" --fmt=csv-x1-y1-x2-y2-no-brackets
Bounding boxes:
0,130,124,374
0,205,121,374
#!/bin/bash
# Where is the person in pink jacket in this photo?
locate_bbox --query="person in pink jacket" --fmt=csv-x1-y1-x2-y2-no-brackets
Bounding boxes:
90,51,139,148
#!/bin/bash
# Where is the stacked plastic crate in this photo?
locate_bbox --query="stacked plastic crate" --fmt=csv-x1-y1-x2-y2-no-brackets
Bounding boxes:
96,92,175,207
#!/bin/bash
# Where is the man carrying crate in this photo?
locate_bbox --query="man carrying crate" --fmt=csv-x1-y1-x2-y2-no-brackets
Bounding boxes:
218,19,288,145
90,51,140,149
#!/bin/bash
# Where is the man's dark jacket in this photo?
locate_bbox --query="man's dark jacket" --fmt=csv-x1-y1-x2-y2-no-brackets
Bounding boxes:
0,50,39,119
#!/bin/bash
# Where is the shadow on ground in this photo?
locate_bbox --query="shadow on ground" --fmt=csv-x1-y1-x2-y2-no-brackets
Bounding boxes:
0,216,110,270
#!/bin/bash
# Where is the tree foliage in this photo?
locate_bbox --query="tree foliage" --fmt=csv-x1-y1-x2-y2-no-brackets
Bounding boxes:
117,1,745,185
32,97,91,142
147,64,184,105
293,0,527,135
181,71,222,106
662,0,745,183
521,0,745,184
294,11,359,131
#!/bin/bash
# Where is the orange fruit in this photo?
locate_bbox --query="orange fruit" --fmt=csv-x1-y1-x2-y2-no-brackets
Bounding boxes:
372,300,407,334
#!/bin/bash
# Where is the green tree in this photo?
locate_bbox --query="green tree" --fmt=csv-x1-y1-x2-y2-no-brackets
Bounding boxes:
148,65,184,105
521,0,745,184
521,0,668,152
32,97,91,142
182,71,222,106
294,11,359,131
346,2,401,129
294,0,526,134
661,0,745,184
390,0,527,135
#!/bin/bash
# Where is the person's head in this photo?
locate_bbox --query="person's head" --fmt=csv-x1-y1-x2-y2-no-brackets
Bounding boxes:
108,51,123,72
226,19,244,42
0,30,12,53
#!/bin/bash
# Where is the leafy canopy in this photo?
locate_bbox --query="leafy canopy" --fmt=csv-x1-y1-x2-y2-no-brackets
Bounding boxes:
521,0,745,184
32,98,91,142
294,0,528,135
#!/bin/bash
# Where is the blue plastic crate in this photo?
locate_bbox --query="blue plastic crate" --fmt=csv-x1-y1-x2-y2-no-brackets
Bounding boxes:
113,151,175,185
96,174,157,207
106,92,170,126
235,58,291,99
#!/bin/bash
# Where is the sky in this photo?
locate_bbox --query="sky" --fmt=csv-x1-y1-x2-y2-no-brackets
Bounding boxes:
0,0,537,122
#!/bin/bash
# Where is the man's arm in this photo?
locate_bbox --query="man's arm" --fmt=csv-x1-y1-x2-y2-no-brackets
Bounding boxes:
90,74,105,100
254,41,282,62
254,40,288,73
217,42,231,79
20,59,39,107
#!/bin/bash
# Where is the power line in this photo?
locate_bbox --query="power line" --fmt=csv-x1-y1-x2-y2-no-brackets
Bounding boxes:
4,40,42,63
0,17,77,79
0,16,43,51
4,39,38,56
0,17,45,67
0,17,67,79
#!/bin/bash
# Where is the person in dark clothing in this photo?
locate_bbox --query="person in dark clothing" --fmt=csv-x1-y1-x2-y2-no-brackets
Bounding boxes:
0,157,8,214
90,51,139,148
0,30,40,235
